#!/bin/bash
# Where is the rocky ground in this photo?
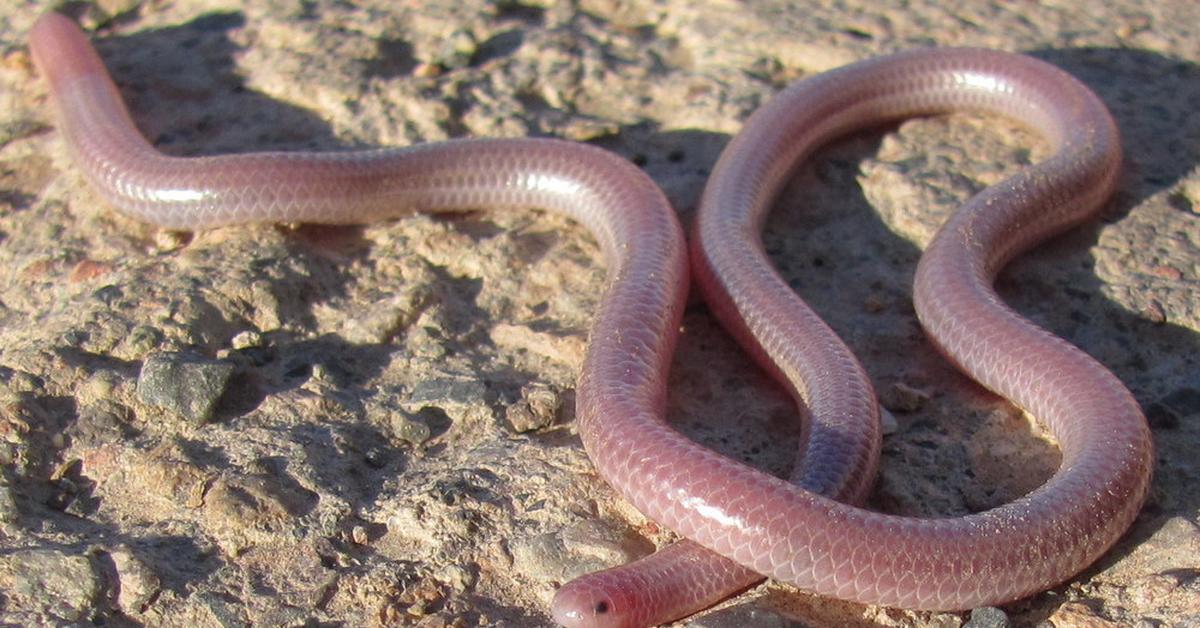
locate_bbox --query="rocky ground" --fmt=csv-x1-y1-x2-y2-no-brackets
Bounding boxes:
0,0,1197,626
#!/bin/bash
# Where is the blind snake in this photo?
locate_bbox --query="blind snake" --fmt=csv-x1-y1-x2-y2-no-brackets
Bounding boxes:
28,12,1153,628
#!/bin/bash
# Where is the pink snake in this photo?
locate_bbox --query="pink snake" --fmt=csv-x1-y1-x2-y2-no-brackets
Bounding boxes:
29,12,1153,628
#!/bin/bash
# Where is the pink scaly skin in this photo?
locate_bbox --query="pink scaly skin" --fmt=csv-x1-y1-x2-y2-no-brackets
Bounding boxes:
555,48,1154,628
30,12,1153,627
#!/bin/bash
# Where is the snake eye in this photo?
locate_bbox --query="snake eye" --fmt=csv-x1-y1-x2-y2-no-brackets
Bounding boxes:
593,599,610,615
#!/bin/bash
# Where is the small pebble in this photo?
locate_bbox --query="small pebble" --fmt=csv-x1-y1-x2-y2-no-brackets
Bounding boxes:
434,29,479,69
965,606,1011,628
404,373,492,424
880,380,931,413
391,411,434,445
136,352,234,424
413,62,441,78
364,444,394,469
505,383,561,432
230,330,264,350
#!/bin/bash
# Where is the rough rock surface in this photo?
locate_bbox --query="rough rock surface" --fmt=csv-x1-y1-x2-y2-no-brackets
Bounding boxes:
1,0,1197,626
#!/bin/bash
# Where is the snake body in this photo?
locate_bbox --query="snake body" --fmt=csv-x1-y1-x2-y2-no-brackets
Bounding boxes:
29,13,1153,628
555,47,1153,626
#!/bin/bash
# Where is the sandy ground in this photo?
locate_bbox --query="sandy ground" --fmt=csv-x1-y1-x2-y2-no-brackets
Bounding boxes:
0,0,1197,626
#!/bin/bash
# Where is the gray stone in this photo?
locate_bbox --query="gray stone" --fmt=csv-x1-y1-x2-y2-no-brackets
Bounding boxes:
136,352,234,424
965,606,1011,628
403,372,493,424
390,411,434,445
369,393,436,445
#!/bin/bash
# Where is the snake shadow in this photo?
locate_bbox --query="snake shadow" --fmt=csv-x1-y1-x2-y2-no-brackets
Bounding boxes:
1029,44,1200,554
599,46,1200,625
